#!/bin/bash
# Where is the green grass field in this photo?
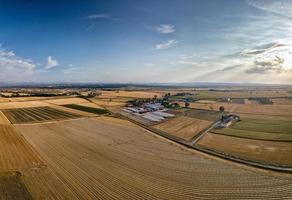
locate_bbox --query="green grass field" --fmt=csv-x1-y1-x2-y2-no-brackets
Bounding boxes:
211,118,292,141
63,104,109,115
0,171,32,200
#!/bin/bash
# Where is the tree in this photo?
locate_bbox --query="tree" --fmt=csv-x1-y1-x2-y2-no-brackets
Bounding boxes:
219,106,225,113
185,102,190,108
219,106,225,120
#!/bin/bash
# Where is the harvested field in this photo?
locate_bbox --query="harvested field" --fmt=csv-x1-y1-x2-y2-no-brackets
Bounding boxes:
153,116,212,140
230,118,292,134
211,118,292,141
197,133,292,167
90,98,127,107
76,102,104,109
271,98,292,105
211,128,292,142
2,106,80,124
0,125,43,170
0,111,10,125
62,104,109,115
183,108,221,121
44,97,89,105
0,124,79,199
0,101,49,110
0,171,32,200
185,102,292,118
15,118,292,199
100,91,164,99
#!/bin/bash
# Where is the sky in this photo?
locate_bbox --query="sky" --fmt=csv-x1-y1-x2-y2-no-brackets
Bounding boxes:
0,0,292,84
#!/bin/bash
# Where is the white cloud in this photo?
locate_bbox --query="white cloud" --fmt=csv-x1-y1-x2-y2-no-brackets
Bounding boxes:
0,47,35,75
155,39,178,50
45,56,59,69
156,24,175,34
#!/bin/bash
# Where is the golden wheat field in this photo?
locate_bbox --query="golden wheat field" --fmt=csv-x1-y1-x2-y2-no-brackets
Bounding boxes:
185,102,292,118
11,117,292,199
153,116,212,140
197,133,292,166
99,90,164,99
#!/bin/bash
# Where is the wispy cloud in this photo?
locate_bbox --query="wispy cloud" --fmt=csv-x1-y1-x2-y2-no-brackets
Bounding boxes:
155,39,178,50
87,13,111,19
86,13,120,21
247,0,292,18
156,24,175,34
45,56,59,69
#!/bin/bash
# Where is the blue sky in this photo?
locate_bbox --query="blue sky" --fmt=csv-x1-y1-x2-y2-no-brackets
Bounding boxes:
0,0,292,83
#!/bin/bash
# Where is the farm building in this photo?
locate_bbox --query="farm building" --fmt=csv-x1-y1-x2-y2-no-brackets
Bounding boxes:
217,114,240,128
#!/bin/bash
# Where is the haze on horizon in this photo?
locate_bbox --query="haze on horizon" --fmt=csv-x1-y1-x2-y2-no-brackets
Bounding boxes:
0,0,292,84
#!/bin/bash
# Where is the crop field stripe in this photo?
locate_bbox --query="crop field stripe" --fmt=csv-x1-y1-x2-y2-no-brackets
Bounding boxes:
1,106,81,124
62,104,109,115
40,107,80,118
33,107,68,120
10,109,31,123
27,108,52,121
19,108,45,122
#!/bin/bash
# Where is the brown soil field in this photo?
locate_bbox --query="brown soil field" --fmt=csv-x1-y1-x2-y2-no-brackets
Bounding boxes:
153,116,212,140
15,118,292,199
185,102,292,118
2,106,81,124
0,171,32,200
197,133,292,166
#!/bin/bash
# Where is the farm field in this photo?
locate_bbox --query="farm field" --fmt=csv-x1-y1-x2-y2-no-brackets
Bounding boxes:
62,104,109,114
14,117,292,199
153,116,212,140
0,111,10,124
197,133,292,167
2,106,81,124
99,90,164,99
0,124,78,199
182,108,221,121
194,90,292,100
43,97,89,105
185,102,292,119
0,100,49,110
211,118,292,141
89,98,127,113
0,171,32,200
